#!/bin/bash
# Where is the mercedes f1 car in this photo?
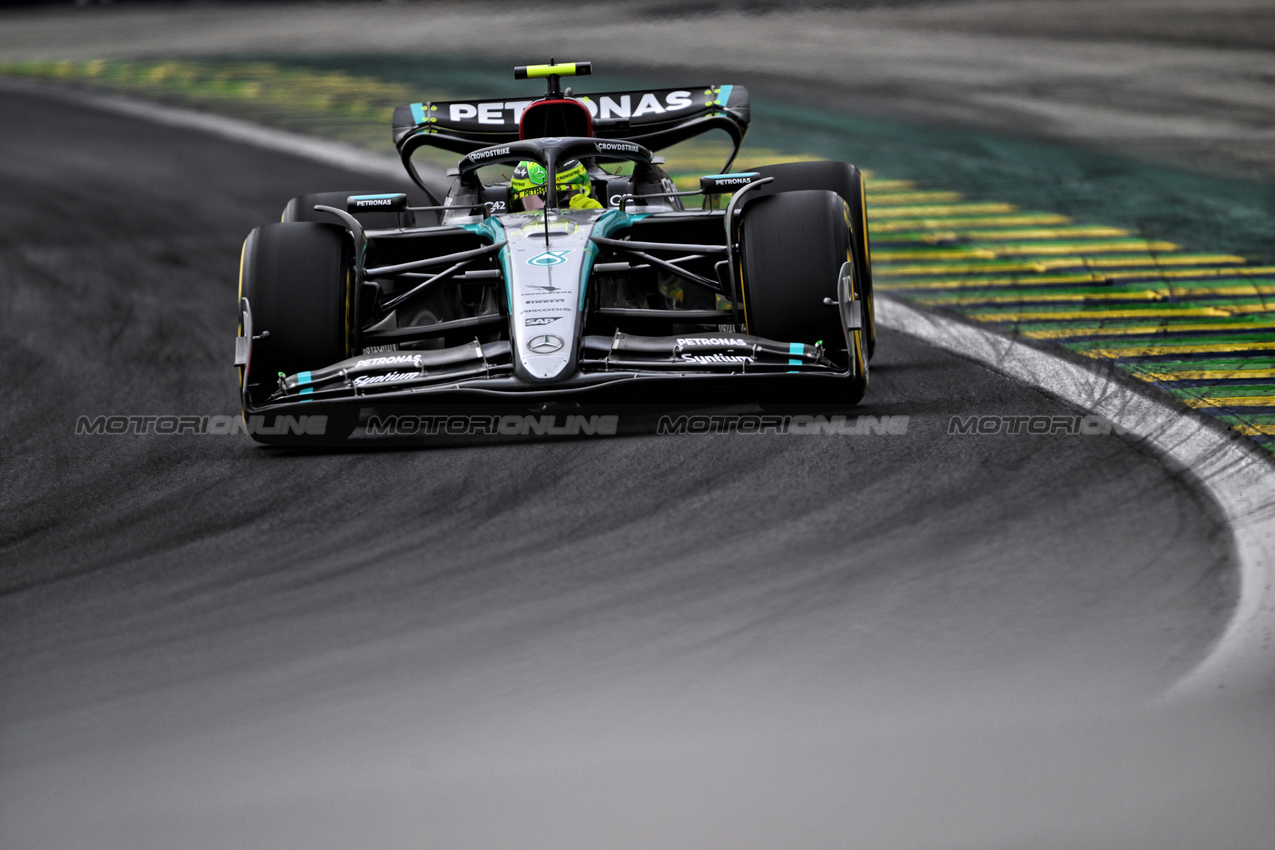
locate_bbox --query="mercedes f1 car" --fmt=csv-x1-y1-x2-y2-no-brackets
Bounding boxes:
235,61,875,443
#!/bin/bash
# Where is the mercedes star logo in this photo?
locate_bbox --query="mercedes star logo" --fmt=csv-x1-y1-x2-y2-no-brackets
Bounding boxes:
528,334,564,354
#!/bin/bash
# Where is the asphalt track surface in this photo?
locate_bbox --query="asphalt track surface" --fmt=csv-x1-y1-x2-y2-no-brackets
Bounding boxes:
3,84,1273,850
3,2,1275,847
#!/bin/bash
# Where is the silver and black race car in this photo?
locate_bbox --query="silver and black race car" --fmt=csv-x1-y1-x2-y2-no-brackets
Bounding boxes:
235,61,875,443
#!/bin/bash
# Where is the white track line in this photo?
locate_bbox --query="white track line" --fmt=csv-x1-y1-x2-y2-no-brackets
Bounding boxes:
0,78,433,183
878,296,1275,700
14,79,1272,700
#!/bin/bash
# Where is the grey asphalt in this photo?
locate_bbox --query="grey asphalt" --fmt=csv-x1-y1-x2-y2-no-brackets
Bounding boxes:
1,83,1269,850
4,0,1275,846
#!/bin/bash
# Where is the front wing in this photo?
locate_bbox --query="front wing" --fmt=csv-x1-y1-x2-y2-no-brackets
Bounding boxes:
238,328,863,443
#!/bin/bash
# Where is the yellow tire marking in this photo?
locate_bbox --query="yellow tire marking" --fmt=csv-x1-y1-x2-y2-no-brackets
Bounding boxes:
237,238,247,392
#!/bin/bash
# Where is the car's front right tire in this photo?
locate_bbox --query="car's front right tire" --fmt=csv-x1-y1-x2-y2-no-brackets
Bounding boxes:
239,221,353,405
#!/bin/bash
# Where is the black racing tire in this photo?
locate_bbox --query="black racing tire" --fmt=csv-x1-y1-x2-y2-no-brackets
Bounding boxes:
739,189,868,404
282,190,435,228
751,161,875,359
239,222,352,402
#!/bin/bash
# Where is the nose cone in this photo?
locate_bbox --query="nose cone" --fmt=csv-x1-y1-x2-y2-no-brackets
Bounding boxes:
504,211,599,382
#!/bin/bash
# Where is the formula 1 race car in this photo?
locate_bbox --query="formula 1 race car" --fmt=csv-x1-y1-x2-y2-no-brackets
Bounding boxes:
235,61,875,443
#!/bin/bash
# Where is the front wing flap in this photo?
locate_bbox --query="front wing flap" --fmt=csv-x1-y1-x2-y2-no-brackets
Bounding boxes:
244,331,847,409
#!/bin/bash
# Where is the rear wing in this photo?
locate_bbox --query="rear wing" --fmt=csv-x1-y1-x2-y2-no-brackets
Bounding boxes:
393,85,750,158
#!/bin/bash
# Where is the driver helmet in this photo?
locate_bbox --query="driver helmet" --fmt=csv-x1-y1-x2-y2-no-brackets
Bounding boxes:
509,159,600,210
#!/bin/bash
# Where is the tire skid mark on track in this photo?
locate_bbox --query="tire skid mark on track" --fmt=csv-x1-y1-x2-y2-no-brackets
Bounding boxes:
879,295,1275,699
